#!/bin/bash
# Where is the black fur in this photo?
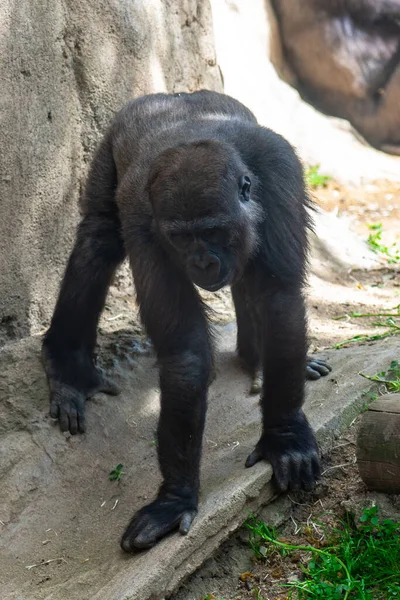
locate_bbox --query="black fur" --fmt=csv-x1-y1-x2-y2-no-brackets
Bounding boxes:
42,90,331,551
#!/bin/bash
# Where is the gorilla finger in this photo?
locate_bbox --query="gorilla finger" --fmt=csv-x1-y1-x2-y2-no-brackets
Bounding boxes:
312,454,321,481
245,447,263,468
306,365,322,380
132,514,183,549
309,361,331,376
315,359,332,372
300,459,315,491
179,510,197,535
121,514,152,552
49,400,59,419
288,454,303,491
271,455,290,492
77,408,86,433
59,406,71,432
69,407,78,435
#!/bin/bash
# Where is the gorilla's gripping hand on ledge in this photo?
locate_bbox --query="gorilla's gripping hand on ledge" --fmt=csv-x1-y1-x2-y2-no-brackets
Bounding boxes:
246,409,320,491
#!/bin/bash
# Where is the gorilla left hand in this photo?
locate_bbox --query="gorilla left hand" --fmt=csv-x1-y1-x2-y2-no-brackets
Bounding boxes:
120,488,197,551
245,409,320,492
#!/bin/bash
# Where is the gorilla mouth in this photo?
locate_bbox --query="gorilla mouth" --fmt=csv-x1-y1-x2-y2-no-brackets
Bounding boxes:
195,276,231,292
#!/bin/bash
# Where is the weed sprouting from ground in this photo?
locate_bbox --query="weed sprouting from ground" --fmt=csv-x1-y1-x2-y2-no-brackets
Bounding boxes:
367,223,400,263
246,506,400,599
332,306,400,348
305,165,331,189
109,463,125,481
360,359,400,393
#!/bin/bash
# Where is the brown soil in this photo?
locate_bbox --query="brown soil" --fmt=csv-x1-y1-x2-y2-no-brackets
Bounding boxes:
315,180,400,246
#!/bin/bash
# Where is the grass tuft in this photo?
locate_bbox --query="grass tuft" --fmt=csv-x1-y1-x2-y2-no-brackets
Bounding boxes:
367,223,400,264
359,359,400,393
245,506,400,599
332,306,400,349
305,165,331,189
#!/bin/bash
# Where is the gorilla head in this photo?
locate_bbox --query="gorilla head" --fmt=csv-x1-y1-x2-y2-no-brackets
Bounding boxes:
148,140,262,291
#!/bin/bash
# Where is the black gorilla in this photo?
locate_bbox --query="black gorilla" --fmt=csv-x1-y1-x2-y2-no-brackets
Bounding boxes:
42,91,331,551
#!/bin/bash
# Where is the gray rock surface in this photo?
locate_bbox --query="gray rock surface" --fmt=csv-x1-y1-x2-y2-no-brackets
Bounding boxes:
0,0,221,341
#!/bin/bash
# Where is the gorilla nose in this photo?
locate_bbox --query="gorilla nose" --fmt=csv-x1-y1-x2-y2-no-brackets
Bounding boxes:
193,254,218,270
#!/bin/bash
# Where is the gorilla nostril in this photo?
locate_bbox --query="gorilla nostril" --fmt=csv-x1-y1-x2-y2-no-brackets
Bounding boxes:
194,255,218,270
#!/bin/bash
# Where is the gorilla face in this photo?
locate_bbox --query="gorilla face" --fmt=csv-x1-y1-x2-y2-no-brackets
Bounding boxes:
148,141,260,291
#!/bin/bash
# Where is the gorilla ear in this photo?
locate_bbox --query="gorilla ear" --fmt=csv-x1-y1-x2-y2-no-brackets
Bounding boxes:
239,175,251,202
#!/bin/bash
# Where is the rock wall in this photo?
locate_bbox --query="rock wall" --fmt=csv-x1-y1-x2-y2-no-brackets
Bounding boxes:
0,0,221,343
210,0,400,183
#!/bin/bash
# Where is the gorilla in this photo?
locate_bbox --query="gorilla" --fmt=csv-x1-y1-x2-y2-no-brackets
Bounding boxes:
42,90,331,551
271,0,400,155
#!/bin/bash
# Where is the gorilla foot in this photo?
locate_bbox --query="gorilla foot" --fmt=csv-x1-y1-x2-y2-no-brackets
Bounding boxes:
306,356,331,380
248,358,331,395
121,492,197,551
245,409,320,492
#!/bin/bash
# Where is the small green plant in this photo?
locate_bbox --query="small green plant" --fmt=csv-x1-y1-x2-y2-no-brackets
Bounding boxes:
109,463,125,481
245,506,400,599
367,223,400,263
333,306,400,321
332,307,400,349
305,165,331,188
360,360,400,393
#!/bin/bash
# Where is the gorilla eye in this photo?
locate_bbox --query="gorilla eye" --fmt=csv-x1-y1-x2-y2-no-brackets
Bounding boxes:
239,175,251,202
203,228,223,244
170,232,192,248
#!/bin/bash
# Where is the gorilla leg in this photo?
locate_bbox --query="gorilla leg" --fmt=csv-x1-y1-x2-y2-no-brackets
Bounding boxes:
233,282,330,392
121,239,212,551
43,134,126,434
232,282,262,394
246,286,321,491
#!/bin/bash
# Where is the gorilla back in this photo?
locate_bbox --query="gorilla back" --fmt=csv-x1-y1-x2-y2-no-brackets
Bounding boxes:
42,90,331,552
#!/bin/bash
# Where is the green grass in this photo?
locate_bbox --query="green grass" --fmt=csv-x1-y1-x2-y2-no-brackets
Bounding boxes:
332,306,400,349
367,223,400,264
305,165,331,189
109,463,125,481
246,506,400,599
360,359,400,393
